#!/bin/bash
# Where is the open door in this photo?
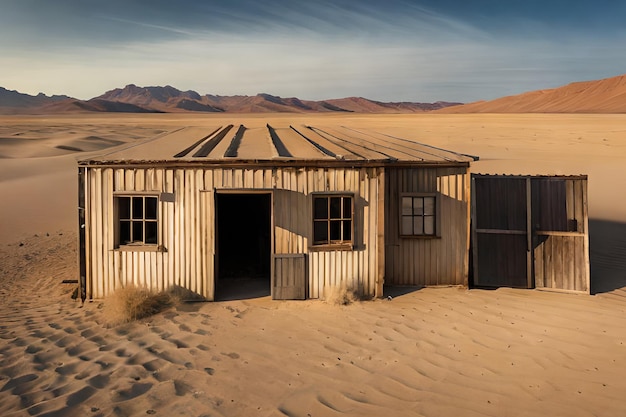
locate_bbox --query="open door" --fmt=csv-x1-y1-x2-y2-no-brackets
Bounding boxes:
273,254,306,300
215,192,272,300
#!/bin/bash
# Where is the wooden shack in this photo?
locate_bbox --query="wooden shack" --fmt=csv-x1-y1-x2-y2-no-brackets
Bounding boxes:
77,122,476,301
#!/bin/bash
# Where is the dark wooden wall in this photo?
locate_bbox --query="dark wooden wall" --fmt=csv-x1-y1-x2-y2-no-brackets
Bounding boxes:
471,175,589,293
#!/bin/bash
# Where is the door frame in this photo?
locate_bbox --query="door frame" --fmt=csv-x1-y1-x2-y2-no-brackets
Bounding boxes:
213,189,274,298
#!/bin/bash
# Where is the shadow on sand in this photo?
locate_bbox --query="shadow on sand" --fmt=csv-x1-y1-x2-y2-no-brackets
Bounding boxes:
215,277,271,301
382,219,626,296
383,285,423,299
589,219,626,294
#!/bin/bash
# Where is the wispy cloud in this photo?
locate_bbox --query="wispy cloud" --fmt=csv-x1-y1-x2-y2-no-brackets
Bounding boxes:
2,1,626,101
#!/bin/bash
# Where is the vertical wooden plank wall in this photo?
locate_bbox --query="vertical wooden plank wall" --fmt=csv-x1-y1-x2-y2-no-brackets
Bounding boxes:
271,167,380,299
384,166,470,287
85,165,380,300
273,254,306,300
532,177,590,293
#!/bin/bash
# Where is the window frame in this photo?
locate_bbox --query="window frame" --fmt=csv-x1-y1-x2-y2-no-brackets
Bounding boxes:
310,193,354,251
114,193,160,249
399,193,440,238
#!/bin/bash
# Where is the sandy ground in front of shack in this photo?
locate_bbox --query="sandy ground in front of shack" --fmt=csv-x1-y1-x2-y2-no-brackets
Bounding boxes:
2,113,626,416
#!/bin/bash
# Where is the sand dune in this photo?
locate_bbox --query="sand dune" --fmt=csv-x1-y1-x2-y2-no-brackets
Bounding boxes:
2,113,626,416
438,74,626,113
0,120,166,243
0,123,164,159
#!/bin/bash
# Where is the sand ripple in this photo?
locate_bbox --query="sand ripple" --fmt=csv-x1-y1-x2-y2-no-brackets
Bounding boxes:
2,233,626,416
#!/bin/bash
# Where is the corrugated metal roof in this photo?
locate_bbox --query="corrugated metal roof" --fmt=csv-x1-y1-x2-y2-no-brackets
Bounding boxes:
80,122,478,165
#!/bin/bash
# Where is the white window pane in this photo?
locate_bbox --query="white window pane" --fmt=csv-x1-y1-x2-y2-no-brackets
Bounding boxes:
424,197,435,215
414,198,424,215
424,216,435,235
401,216,413,235
414,219,424,235
401,197,412,215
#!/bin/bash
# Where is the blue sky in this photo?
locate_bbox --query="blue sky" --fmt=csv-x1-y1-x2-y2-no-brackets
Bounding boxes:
2,0,625,102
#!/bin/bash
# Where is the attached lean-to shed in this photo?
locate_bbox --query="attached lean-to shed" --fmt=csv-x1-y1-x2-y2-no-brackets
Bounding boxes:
471,174,590,293
77,121,476,301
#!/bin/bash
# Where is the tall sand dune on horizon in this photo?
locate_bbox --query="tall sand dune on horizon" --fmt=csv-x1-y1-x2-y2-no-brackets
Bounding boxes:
438,74,626,114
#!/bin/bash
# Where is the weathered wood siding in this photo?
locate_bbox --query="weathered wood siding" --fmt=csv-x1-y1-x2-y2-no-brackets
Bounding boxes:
471,175,590,293
532,177,590,292
384,166,470,286
273,254,306,300
83,166,383,300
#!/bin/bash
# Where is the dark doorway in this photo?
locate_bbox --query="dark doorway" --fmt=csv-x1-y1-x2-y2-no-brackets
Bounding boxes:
216,193,271,300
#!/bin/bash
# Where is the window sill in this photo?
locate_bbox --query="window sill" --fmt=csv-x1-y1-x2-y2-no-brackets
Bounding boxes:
309,243,353,252
115,245,167,252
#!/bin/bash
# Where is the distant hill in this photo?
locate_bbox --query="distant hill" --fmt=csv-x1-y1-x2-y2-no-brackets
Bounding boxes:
0,87,70,111
92,85,461,113
437,74,626,113
0,84,462,114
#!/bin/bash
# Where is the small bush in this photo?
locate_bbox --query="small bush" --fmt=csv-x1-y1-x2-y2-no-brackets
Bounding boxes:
103,285,179,325
324,283,357,306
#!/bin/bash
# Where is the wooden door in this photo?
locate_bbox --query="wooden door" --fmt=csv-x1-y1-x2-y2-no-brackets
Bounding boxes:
272,254,306,299
472,176,532,288
532,178,590,292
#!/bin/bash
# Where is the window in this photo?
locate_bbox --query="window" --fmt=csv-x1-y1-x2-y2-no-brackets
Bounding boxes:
401,195,436,236
116,195,158,246
312,195,353,247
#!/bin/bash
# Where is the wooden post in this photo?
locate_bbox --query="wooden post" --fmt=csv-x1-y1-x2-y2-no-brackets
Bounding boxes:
78,167,87,303
464,167,471,287
526,177,534,289
470,175,478,287
376,168,385,298
582,177,591,293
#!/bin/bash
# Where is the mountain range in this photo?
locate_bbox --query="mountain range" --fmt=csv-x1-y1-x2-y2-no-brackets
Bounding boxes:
3,73,626,114
0,85,460,115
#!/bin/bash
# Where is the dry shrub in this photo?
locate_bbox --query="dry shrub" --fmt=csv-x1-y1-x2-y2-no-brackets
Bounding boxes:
103,285,179,326
324,283,358,306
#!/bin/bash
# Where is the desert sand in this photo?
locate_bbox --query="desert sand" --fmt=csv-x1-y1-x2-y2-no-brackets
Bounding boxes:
2,113,626,416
